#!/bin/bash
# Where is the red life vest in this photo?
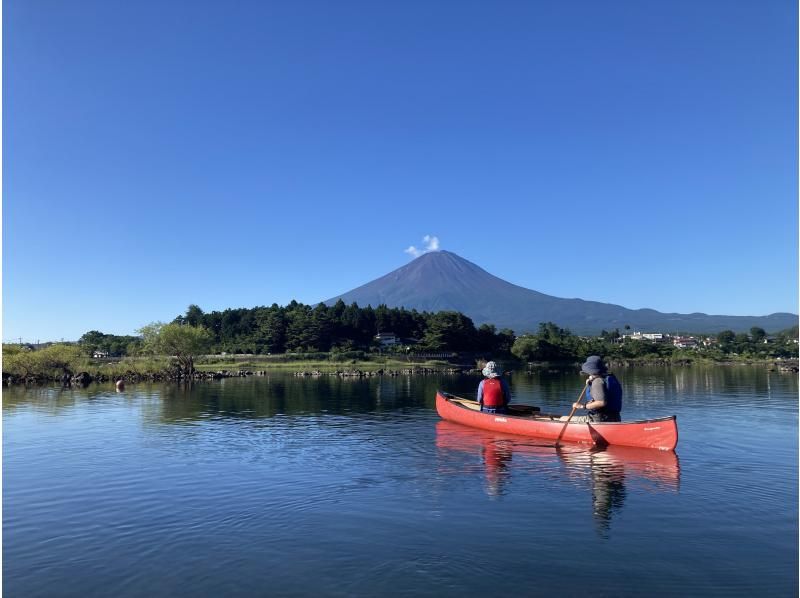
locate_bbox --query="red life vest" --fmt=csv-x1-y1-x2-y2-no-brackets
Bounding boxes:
482,378,505,407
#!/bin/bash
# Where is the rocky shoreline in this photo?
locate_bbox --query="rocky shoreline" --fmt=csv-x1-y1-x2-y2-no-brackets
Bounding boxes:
5,357,796,387
293,367,470,378
3,369,273,387
3,365,476,386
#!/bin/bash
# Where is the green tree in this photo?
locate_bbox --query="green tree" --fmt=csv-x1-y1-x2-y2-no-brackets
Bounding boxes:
717,330,736,345
422,311,477,351
285,304,316,351
78,330,141,356
78,330,106,353
2,343,83,379
496,328,516,354
138,322,213,376
36,344,84,375
184,304,205,327
511,336,540,361
749,327,767,344
2,344,38,378
255,308,287,353
511,336,572,361
476,324,498,353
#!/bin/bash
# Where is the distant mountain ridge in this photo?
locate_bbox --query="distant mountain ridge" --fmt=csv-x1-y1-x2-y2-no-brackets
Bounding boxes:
325,251,797,335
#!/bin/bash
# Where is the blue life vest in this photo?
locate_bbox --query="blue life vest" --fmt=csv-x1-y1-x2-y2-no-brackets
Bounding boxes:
586,374,622,420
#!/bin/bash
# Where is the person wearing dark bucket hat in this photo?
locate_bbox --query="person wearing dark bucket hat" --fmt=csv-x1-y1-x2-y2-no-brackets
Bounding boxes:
581,355,608,376
560,356,623,423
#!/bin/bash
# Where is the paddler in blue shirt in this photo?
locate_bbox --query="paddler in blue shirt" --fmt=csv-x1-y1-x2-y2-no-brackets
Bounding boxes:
561,356,623,422
476,361,511,414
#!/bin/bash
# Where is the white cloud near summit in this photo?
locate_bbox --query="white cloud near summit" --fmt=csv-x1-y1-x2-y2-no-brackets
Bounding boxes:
405,235,440,258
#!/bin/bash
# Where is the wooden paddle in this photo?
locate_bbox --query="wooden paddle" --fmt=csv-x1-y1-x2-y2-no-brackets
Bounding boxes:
555,384,588,446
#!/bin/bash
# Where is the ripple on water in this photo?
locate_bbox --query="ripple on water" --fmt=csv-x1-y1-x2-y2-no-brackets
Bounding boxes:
3,371,798,597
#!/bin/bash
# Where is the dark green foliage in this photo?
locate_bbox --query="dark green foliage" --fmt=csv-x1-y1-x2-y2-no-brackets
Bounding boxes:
74,305,796,363
717,330,736,344
422,311,478,351
78,330,142,356
510,322,799,363
512,322,581,361
169,302,460,355
203,302,799,360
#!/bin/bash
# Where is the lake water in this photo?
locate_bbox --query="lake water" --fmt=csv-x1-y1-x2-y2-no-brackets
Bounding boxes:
3,366,798,596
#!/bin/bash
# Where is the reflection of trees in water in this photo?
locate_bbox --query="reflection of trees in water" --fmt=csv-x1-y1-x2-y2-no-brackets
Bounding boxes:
155,377,361,423
2,383,155,415
149,374,455,425
513,365,796,419
2,385,73,413
4,374,440,422
623,365,789,411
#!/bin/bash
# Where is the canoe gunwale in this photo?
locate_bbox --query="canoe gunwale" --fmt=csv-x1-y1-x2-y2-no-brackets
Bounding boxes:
440,391,675,426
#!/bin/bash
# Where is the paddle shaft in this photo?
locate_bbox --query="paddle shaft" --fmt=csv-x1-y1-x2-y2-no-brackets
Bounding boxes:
555,384,588,445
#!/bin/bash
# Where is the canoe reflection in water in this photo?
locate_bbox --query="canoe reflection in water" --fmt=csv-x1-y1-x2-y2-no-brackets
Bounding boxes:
435,421,680,531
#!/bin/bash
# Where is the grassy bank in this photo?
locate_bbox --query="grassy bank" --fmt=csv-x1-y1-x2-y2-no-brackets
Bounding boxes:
193,355,459,372
4,344,796,386
1,345,473,384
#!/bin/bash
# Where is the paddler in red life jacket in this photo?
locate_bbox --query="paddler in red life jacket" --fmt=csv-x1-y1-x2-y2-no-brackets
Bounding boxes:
562,356,623,423
476,361,511,414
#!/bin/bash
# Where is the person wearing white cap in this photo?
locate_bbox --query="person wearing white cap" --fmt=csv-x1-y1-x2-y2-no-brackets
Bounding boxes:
476,361,511,414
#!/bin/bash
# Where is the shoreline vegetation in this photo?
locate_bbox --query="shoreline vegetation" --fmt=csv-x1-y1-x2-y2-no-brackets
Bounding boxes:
4,303,798,386
2,350,798,387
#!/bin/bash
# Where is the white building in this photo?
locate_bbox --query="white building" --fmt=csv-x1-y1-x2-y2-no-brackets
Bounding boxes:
622,332,665,342
375,332,400,347
673,336,698,348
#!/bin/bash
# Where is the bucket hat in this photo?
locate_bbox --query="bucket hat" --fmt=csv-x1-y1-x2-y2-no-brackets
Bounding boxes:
580,355,608,375
482,361,502,378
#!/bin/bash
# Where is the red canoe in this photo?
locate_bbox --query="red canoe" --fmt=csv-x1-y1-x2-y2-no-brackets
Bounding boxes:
436,391,678,450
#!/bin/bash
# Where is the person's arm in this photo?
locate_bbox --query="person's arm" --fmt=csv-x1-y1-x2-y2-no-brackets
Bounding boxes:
585,377,607,411
476,379,485,404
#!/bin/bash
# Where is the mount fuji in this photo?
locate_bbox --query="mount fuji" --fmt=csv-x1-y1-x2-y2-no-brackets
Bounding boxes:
324,251,796,335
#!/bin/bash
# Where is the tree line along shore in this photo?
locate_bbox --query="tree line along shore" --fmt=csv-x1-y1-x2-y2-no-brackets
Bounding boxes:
4,302,798,385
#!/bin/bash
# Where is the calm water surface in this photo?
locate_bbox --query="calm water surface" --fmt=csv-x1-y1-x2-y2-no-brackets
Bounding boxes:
4,366,798,596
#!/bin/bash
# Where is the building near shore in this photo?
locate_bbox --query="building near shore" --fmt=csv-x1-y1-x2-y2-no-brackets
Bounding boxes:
622,332,666,342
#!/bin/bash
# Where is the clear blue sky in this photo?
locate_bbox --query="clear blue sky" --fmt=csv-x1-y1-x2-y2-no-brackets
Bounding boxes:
4,0,797,342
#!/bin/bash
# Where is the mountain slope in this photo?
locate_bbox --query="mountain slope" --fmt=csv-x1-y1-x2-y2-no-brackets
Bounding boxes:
324,251,797,334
